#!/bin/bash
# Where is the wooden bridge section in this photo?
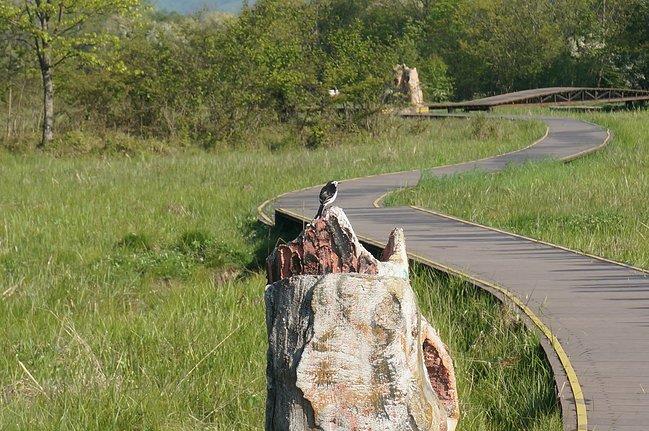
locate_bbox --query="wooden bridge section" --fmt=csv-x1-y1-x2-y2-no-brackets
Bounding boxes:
429,87,649,112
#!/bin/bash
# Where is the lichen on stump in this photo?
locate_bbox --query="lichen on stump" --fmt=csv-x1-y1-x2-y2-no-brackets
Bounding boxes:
265,206,458,431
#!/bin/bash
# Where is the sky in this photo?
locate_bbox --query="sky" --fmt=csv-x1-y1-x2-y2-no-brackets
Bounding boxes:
153,0,245,13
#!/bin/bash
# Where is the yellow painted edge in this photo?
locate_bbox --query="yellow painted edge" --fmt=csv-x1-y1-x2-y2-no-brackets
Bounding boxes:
372,192,390,209
371,124,551,209
377,129,647,275
403,132,648,276
404,251,588,431
257,200,274,225
257,117,548,226
424,123,550,171
410,201,649,277
256,182,325,226
559,128,611,162
276,207,588,431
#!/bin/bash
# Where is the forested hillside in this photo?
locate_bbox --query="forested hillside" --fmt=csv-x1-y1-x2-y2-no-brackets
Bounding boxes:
1,0,647,149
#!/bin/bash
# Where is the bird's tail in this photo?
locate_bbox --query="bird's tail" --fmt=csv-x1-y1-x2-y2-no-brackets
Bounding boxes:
315,204,324,219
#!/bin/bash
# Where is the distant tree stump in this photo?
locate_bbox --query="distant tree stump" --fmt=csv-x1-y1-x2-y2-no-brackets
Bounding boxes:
265,207,458,431
394,64,427,112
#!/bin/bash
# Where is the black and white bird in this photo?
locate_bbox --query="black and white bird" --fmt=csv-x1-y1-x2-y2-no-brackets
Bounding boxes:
315,180,338,219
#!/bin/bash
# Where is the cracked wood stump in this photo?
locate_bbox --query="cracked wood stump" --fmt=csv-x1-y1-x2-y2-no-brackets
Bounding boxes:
265,207,459,431
394,64,425,110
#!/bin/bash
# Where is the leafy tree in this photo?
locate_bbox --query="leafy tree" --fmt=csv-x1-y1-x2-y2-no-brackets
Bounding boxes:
0,0,139,147
451,0,564,97
0,19,32,140
609,0,649,88
2,0,646,152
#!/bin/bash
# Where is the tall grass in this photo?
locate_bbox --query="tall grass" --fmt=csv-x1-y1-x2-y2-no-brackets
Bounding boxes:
0,117,556,429
388,109,649,269
412,267,561,431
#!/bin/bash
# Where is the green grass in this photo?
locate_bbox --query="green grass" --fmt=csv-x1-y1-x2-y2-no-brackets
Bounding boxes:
389,109,649,270
0,116,557,430
412,268,561,431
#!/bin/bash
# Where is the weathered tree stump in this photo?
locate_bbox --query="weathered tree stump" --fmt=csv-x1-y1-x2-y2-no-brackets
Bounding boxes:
265,207,458,431
394,64,426,111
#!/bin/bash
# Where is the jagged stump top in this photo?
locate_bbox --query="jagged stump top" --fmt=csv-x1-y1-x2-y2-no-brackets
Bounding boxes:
266,206,408,284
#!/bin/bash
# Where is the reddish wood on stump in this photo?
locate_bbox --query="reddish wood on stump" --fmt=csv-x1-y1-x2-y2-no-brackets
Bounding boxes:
266,216,378,284
424,340,454,414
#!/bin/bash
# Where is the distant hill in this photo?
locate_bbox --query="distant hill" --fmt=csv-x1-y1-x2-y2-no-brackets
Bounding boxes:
153,0,245,13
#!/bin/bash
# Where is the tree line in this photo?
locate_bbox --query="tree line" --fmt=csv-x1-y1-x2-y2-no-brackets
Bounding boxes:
1,0,647,148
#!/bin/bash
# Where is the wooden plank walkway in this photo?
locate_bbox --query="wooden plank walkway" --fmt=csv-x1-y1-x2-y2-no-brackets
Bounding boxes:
428,87,649,111
259,115,649,431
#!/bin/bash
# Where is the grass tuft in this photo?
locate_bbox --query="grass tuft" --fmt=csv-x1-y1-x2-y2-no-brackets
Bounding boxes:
116,232,153,252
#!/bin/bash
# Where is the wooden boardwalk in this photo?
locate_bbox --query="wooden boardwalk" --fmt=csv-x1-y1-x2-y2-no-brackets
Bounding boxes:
258,115,649,430
428,87,649,112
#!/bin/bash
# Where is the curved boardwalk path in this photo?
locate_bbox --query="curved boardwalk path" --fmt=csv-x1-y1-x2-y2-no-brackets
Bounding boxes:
259,115,649,431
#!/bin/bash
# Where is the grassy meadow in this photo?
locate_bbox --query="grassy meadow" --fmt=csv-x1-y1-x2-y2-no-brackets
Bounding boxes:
389,109,649,270
0,117,562,430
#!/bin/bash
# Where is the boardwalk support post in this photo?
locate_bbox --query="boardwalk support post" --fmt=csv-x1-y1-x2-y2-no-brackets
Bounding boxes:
265,206,459,431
